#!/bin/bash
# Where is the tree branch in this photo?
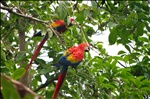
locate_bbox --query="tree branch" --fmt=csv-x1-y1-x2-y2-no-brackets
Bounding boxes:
1,74,43,99
74,20,88,43
0,5,48,24
34,74,59,92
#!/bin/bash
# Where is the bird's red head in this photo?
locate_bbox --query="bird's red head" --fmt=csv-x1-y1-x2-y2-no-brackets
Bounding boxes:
78,43,90,52
69,17,74,26
70,17,74,22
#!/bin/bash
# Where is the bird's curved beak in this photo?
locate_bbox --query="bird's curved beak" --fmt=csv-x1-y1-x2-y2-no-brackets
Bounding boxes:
69,18,75,26
85,49,89,52
71,20,75,25
85,46,90,52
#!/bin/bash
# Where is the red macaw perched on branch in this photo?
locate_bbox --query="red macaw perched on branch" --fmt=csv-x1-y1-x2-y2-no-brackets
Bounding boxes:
24,18,74,76
52,43,90,99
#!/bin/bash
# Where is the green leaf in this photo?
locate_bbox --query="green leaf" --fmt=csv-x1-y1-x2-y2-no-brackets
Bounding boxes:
1,75,20,99
91,1,97,9
141,87,150,94
112,56,123,60
15,51,26,63
145,22,150,32
57,1,68,20
46,90,53,98
119,29,130,44
108,22,117,28
102,83,115,89
34,58,46,66
77,0,83,3
1,49,6,61
138,36,148,42
12,68,25,80
109,28,117,45
5,60,15,71
24,94,35,99
124,45,131,53
84,9,90,17
125,13,138,27
85,26,95,36
96,75,104,84
76,10,85,23
118,50,126,55
144,73,150,79
136,23,144,36
35,75,42,82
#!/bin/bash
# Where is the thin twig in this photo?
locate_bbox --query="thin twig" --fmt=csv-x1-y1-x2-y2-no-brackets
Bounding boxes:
46,23,64,47
74,20,88,43
117,61,126,68
34,74,59,92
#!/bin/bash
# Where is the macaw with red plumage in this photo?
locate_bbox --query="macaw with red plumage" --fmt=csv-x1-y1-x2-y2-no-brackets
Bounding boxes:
52,43,90,99
24,18,74,76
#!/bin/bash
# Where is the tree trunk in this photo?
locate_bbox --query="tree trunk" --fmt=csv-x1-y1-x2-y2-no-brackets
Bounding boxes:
18,30,29,86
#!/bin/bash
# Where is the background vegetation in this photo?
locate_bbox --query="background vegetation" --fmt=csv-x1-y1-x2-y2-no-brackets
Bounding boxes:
1,1,150,99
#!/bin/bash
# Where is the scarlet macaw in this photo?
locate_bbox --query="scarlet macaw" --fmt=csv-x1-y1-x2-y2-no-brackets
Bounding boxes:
52,43,90,99
24,18,74,76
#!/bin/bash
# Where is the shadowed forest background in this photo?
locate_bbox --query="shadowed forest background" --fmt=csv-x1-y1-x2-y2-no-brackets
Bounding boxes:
1,1,150,99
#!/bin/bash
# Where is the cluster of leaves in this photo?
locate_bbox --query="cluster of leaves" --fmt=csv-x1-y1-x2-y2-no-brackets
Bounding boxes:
1,1,150,99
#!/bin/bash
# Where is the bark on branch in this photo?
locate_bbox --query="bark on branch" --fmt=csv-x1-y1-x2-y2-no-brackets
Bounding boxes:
0,5,48,24
1,74,43,99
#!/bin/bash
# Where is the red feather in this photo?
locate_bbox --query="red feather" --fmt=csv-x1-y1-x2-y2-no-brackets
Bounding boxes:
52,67,68,99
23,34,48,76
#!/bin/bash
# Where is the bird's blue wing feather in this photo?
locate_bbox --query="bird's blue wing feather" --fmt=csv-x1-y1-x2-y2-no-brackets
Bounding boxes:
54,25,66,33
58,53,81,67
33,31,42,37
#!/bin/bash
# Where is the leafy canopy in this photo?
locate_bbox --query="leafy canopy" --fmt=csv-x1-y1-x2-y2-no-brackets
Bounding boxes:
1,1,150,99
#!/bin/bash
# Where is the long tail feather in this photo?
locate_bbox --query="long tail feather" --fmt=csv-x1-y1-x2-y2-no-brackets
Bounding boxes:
52,66,68,99
23,33,48,76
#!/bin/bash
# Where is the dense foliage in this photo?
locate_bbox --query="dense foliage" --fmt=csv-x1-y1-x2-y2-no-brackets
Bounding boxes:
1,1,150,99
